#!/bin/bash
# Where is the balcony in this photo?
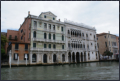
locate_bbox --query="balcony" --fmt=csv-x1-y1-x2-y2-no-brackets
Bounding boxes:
33,27,37,30
33,38,65,43
87,48,90,51
9,37,18,41
68,47,72,51
83,48,87,51
82,37,85,40
86,37,89,40
112,46,118,48
95,49,98,51
94,39,97,42
30,48,66,51
68,34,71,38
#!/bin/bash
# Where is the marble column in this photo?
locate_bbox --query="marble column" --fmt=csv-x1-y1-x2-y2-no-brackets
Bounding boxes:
30,52,32,64
41,54,43,63
71,52,72,63
75,53,76,62
37,53,39,64
83,53,84,62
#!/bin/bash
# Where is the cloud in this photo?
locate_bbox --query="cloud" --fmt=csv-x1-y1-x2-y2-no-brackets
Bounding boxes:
1,1,119,36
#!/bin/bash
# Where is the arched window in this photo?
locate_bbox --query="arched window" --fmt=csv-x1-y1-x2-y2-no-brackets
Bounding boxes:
68,30,70,34
32,54,36,62
76,43,77,48
43,54,47,63
74,43,75,48
62,54,65,62
71,31,72,36
53,34,55,40
82,33,84,37
62,35,64,41
44,33,47,39
33,31,36,38
53,54,56,62
49,33,51,39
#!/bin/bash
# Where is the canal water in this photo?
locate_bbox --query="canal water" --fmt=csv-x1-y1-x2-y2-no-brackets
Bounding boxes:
1,62,119,80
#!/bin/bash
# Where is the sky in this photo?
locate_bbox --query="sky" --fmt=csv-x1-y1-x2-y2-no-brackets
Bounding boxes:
1,1,119,36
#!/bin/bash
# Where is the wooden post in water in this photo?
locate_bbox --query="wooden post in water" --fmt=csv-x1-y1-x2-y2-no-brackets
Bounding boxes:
9,50,11,68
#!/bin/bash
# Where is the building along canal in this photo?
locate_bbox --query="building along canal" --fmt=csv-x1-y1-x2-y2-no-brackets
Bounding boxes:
1,62,119,80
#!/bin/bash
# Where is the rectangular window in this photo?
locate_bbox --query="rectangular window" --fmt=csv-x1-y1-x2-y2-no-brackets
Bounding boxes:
25,44,28,50
15,43,19,50
44,44,47,48
9,35,12,39
53,17,55,20
14,53,18,60
61,27,63,31
49,24,51,29
15,36,17,40
109,41,110,45
33,43,36,48
34,21,37,27
62,45,64,49
21,36,23,40
44,23,47,29
53,25,55,30
105,42,107,47
44,15,46,18
62,35,64,41
29,33,30,38
49,44,51,48
24,54,29,60
53,44,56,49
105,36,106,38
97,43,99,48
21,29,23,33
53,34,55,40
49,34,51,39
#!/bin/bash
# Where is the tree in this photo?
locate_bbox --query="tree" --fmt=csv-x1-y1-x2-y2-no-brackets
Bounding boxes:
1,34,8,60
103,50,113,59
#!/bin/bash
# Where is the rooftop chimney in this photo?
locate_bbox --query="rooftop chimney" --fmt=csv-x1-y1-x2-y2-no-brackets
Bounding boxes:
108,31,110,34
59,19,60,22
28,11,30,15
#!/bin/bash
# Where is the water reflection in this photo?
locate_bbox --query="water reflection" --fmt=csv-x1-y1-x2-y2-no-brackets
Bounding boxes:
1,62,119,80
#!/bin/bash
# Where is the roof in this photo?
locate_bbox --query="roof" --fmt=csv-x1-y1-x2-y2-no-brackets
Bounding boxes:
97,32,117,37
39,11,57,17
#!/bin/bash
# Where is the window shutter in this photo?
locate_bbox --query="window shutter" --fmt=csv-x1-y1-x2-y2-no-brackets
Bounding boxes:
24,54,25,60
27,54,29,60
14,53,15,60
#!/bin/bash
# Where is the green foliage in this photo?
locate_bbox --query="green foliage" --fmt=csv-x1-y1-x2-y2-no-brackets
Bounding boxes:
103,50,113,57
1,34,8,60
1,34,8,49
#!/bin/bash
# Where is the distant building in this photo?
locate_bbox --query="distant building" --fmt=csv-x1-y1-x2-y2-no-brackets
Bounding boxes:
6,11,99,65
97,31,119,59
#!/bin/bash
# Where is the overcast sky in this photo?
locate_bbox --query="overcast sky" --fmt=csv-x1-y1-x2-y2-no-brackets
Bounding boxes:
1,1,119,36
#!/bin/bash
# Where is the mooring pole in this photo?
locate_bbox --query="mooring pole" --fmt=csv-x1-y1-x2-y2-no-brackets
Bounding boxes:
18,56,19,66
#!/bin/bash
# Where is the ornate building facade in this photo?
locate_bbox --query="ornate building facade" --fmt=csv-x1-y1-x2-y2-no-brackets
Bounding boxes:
7,11,99,65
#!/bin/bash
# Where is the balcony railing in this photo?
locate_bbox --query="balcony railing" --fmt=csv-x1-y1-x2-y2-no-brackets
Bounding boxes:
9,37,18,41
33,27,37,30
33,38,65,43
68,47,72,51
94,39,97,42
83,48,86,51
87,48,90,51
30,48,66,51
95,49,98,51
86,37,89,40
68,34,71,38
82,37,85,40
112,46,118,48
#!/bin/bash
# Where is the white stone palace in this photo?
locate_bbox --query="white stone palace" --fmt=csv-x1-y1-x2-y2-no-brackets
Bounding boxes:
29,11,99,64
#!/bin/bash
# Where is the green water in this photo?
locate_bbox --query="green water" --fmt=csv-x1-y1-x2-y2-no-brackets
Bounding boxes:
1,62,119,80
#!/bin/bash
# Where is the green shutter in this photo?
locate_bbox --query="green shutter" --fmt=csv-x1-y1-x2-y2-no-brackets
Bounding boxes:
44,44,46,48
33,43,36,48
62,45,64,49
49,34,51,39
49,44,51,48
